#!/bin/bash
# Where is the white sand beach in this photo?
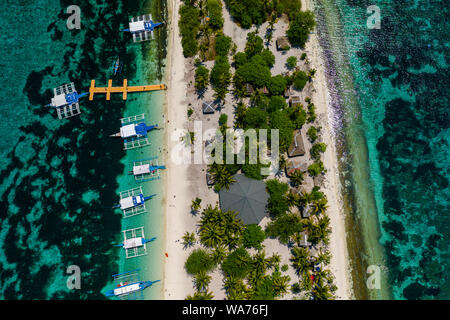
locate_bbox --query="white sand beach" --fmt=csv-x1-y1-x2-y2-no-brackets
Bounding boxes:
162,0,353,300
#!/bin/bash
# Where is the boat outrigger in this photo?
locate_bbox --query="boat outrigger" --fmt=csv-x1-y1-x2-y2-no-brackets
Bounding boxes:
122,14,163,42
110,114,158,150
115,227,155,259
112,57,123,76
46,83,88,119
113,186,156,218
129,156,166,182
105,269,160,300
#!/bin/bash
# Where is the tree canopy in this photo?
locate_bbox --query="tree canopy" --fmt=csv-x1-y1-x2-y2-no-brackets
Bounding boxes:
287,11,316,48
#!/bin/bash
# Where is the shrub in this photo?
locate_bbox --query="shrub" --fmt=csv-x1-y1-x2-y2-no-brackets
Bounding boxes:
195,65,210,90
219,114,228,126
265,213,303,244
188,108,194,117
245,32,264,57
300,52,307,60
215,34,232,57
179,4,201,57
308,161,325,177
222,247,253,279
185,249,215,275
206,0,224,30
267,75,287,96
281,264,289,272
307,126,319,142
286,56,298,69
243,224,266,249
224,0,270,29
310,142,327,160
292,70,308,91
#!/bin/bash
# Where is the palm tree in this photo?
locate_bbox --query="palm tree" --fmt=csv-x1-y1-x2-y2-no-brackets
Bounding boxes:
194,271,212,292
290,247,311,277
315,249,331,267
186,290,214,300
272,272,291,298
267,253,281,270
191,197,202,214
211,245,227,265
316,215,331,245
299,190,313,206
311,198,328,215
290,170,304,188
286,191,300,208
199,223,224,248
181,232,196,249
210,165,236,191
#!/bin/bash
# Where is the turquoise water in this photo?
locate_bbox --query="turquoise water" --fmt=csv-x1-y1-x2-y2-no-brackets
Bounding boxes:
0,0,167,299
314,0,449,299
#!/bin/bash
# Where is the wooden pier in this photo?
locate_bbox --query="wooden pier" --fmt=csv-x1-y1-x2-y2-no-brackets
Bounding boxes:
89,79,166,101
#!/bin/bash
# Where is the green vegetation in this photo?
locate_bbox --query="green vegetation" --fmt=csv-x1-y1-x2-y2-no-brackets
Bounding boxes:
243,224,266,250
219,113,228,127
194,65,210,91
215,34,232,56
222,247,253,279
182,231,196,248
198,204,244,250
310,142,327,160
275,0,302,20
292,70,308,91
206,0,224,30
209,164,236,191
287,11,316,48
308,161,325,177
179,4,201,57
266,179,290,216
267,75,287,96
210,55,231,100
224,0,271,29
185,248,215,275
187,108,194,117
286,56,298,69
300,52,307,60
191,197,202,212
307,126,319,143
265,213,303,244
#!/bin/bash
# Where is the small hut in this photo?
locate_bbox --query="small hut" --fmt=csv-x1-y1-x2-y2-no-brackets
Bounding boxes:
288,130,306,158
202,101,215,114
298,231,312,247
290,96,301,107
245,83,254,96
286,160,308,177
276,37,290,51
284,86,292,99
301,203,313,218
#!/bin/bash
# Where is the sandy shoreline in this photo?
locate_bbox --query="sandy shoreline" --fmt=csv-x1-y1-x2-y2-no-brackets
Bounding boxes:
162,0,353,300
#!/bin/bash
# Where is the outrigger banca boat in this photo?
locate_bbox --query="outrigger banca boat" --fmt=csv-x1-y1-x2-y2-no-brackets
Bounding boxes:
116,227,156,259
46,83,88,119
122,14,163,42
129,157,166,182
111,114,158,150
113,186,156,218
105,269,160,300
112,57,123,76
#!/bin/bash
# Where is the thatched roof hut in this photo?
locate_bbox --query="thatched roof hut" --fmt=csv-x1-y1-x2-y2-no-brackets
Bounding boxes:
288,130,306,158
276,37,290,51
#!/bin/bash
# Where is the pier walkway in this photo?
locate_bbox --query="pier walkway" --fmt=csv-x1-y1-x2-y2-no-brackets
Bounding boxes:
89,79,166,101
